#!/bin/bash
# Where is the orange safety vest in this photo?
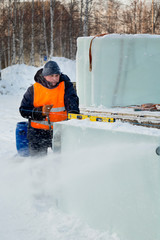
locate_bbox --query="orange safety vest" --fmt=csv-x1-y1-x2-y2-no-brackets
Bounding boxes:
31,82,67,130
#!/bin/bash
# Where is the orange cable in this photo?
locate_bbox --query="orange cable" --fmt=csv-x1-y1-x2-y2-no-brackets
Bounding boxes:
89,33,108,72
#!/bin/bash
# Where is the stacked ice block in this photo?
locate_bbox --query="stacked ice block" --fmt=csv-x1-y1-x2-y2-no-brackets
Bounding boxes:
76,34,160,108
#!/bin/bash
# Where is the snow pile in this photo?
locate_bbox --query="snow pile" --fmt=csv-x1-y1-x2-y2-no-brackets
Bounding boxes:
0,57,76,96
0,64,37,95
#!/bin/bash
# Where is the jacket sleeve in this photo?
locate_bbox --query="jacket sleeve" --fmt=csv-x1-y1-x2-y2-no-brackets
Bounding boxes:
19,85,45,120
63,74,80,114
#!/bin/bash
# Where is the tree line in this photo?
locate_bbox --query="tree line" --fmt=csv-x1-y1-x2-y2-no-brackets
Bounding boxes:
0,0,160,71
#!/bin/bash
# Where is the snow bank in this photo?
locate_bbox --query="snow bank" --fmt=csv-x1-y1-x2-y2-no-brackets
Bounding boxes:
0,64,37,96
0,57,76,96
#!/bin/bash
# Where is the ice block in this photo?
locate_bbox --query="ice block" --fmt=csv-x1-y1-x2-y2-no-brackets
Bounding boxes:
53,120,160,240
76,34,160,108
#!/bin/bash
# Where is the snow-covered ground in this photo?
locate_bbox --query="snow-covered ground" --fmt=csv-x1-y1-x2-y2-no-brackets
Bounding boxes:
0,58,120,240
1,57,160,240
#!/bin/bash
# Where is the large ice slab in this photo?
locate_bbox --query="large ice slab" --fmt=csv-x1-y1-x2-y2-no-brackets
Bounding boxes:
53,120,160,240
76,34,160,108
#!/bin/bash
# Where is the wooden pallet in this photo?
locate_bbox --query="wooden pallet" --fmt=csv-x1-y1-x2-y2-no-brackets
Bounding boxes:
80,107,160,129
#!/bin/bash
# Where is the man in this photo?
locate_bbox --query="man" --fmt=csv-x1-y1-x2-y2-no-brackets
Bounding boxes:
19,60,79,156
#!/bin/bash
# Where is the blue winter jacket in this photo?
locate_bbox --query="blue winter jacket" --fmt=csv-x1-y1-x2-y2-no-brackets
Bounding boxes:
19,69,79,121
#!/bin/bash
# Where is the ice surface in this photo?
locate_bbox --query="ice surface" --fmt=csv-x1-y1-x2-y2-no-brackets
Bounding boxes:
76,34,160,108
53,120,160,240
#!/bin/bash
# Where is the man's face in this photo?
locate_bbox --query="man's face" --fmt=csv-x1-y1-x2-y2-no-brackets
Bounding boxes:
44,74,60,86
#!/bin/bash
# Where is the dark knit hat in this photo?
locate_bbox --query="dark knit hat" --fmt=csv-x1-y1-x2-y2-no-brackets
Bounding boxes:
42,61,61,76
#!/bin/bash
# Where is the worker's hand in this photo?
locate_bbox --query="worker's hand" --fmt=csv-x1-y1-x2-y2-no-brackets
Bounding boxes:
42,104,53,116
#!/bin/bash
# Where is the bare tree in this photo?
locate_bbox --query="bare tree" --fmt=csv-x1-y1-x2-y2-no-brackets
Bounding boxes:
50,0,56,58
18,1,25,64
152,1,160,34
141,1,149,33
83,0,93,36
80,0,84,35
68,0,74,58
42,0,48,59
12,0,17,65
0,1,3,79
104,0,121,33
30,0,34,65
59,5,64,56
1,0,160,70
7,0,11,66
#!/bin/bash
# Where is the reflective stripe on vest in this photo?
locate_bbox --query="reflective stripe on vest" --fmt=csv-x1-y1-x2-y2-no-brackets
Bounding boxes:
31,82,67,130
50,107,65,112
31,120,53,127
